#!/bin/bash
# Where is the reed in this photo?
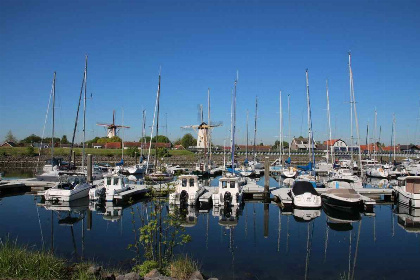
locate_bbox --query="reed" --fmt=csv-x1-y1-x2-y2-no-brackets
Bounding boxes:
169,254,199,280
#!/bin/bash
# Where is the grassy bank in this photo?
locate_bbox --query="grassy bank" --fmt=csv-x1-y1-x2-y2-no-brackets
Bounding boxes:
0,147,194,157
0,239,201,280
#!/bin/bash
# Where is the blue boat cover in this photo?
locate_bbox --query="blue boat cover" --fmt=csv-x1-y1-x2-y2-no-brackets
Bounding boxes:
226,168,241,175
297,162,313,171
115,159,124,166
285,157,291,164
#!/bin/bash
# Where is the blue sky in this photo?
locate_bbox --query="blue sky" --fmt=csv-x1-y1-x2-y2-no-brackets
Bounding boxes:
1,0,419,146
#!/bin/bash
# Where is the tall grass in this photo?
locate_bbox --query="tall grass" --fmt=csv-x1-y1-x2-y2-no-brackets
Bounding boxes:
169,255,199,280
0,238,67,280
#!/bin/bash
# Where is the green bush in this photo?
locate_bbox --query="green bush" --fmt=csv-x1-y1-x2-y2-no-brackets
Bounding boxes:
133,260,159,277
169,255,199,280
26,146,35,156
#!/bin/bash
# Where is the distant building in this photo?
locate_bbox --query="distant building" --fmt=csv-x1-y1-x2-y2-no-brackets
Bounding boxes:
173,145,185,150
290,137,317,151
1,141,17,147
400,145,420,153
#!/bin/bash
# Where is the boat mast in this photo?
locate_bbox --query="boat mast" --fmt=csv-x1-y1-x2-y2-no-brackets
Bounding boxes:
155,73,161,171
305,69,315,166
231,76,238,173
253,96,258,161
146,70,160,173
288,94,291,158
349,54,354,165
208,88,211,165
141,110,146,158
374,108,377,161
326,79,333,164
246,110,249,159
122,109,124,161
279,90,283,165
349,52,363,170
51,72,56,171
82,55,88,170
393,114,396,162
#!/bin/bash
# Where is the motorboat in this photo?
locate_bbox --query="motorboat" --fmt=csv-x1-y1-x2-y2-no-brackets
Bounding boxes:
44,174,92,202
366,165,389,178
315,161,333,175
295,172,318,188
103,174,131,202
325,178,358,189
145,171,174,182
394,176,420,208
237,165,255,177
292,208,321,222
169,174,205,206
212,174,245,207
289,181,321,208
389,165,408,178
405,163,420,176
321,188,363,211
329,168,363,188
394,203,420,234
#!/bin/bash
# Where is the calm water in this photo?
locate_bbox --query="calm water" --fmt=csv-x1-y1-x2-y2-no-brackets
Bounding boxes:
0,176,419,279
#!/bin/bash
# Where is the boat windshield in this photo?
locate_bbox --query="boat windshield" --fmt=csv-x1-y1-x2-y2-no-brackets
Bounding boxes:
182,179,187,187
230,181,236,188
189,178,195,187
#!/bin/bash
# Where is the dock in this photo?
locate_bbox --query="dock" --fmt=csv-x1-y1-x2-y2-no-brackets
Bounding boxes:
199,187,217,205
272,187,393,209
114,185,149,201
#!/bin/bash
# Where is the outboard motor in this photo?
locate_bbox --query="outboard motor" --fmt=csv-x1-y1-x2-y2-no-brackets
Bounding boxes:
224,191,232,207
180,190,188,205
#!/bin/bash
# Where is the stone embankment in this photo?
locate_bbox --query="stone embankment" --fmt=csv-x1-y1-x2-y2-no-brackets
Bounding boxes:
0,153,326,170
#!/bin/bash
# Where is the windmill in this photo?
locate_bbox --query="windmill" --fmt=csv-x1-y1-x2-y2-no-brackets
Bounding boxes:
181,89,222,149
96,110,130,138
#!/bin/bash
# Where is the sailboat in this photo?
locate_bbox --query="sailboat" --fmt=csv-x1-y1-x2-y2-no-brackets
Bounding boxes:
238,110,255,177
296,70,317,186
248,97,264,175
281,94,298,178
146,71,173,182
212,75,244,207
45,56,92,201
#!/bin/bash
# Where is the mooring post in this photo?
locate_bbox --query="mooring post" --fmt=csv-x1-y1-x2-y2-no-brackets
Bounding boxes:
87,154,92,183
264,202,269,238
264,156,270,200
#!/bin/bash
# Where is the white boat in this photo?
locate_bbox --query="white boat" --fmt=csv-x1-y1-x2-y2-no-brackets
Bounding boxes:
44,175,92,202
406,163,420,176
146,171,174,182
394,176,420,208
289,181,321,208
126,164,146,175
292,208,321,222
366,165,389,178
281,166,298,178
169,175,205,205
329,168,363,188
237,165,255,177
394,203,420,234
103,174,131,202
315,161,333,175
212,174,244,207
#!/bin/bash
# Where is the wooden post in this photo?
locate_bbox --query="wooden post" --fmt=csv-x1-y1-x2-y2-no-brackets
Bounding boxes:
264,156,270,200
87,154,92,183
264,203,269,238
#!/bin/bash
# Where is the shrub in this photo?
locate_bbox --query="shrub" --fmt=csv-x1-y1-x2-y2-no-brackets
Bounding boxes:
169,255,199,280
133,260,159,277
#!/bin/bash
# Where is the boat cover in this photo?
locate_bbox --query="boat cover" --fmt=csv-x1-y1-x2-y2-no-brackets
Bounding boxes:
292,181,318,195
297,162,313,171
285,157,291,164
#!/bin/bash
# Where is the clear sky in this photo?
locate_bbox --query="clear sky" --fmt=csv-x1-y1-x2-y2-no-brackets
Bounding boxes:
1,0,419,146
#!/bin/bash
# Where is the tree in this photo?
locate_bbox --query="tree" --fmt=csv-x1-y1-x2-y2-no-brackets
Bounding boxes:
20,134,42,144
109,136,122,143
61,135,69,144
181,133,196,149
5,130,17,143
173,138,181,145
139,136,151,143
151,135,170,143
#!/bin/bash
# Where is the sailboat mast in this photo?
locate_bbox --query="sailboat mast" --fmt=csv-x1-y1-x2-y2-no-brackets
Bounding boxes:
393,114,396,161
349,52,363,170
208,88,211,164
231,78,237,172
253,96,258,161
246,110,249,159
288,94,291,157
82,55,88,170
279,90,283,165
51,72,56,171
349,54,354,165
305,69,313,163
374,109,377,161
141,110,146,158
326,79,333,164
155,73,161,170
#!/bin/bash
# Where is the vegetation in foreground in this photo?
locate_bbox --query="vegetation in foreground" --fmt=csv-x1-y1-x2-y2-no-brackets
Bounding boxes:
0,237,200,280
